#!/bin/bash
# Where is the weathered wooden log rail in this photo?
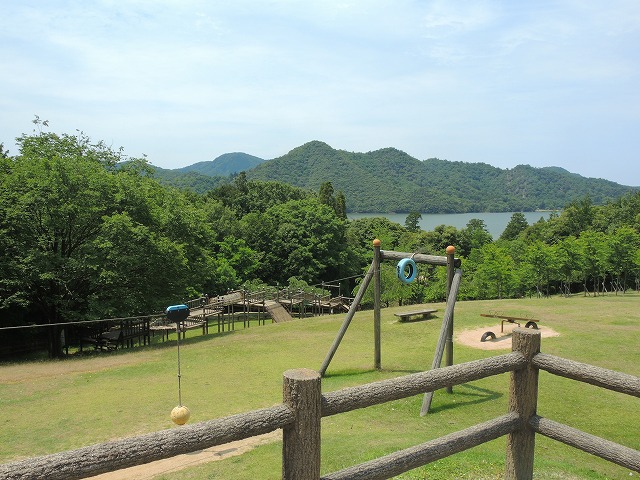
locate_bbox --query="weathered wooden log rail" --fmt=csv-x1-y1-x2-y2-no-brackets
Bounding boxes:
1,329,638,480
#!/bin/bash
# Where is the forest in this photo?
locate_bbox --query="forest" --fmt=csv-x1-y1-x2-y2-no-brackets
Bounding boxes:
1,127,639,358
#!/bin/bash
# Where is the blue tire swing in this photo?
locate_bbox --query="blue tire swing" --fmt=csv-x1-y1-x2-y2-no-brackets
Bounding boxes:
396,257,418,284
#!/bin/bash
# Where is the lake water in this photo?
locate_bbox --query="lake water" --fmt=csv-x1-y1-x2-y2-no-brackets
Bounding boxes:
347,211,554,238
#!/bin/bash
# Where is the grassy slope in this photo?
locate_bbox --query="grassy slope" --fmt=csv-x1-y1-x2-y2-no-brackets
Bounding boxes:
1,294,638,479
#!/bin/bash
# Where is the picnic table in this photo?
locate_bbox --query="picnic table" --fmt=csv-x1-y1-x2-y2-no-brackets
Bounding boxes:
480,313,541,333
394,308,438,322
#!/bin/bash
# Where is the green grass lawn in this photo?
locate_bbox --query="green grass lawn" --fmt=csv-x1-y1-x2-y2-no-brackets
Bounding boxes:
1,294,639,479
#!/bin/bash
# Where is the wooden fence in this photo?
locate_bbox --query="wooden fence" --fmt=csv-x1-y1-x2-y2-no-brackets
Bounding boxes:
1,328,638,480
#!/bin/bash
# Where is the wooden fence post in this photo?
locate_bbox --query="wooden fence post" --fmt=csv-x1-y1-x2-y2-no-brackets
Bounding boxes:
373,238,382,370
445,245,455,393
505,328,541,479
283,368,322,480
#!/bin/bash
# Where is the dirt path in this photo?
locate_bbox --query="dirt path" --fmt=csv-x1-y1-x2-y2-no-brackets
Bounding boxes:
87,431,281,479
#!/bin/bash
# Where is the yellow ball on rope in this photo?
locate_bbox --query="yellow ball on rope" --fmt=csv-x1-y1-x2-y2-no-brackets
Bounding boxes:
171,405,191,425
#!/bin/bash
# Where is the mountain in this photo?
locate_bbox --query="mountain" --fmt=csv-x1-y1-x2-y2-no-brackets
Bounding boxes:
149,141,637,212
245,141,636,213
178,152,265,177
148,165,227,193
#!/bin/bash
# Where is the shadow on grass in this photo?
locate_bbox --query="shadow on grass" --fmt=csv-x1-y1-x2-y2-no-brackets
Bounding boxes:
322,368,380,378
62,329,240,358
147,329,241,350
427,383,503,413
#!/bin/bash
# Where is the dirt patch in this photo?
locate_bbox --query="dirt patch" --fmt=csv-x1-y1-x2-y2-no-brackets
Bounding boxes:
457,324,560,350
87,431,281,480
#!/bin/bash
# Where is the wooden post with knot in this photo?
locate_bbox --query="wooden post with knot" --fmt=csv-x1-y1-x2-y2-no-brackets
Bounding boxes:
282,368,322,480
505,328,541,479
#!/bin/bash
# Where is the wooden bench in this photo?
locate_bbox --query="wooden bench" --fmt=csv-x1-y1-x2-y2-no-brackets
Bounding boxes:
394,309,438,322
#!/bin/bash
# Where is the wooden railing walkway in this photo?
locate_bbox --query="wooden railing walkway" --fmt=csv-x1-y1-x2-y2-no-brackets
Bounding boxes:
1,328,638,480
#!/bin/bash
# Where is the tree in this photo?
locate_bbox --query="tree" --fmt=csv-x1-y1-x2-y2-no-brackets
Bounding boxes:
240,198,348,284
0,130,246,357
404,211,422,232
459,219,493,257
318,181,335,208
552,196,594,238
91,213,190,316
576,230,607,296
335,190,347,219
555,236,582,296
606,227,640,293
520,241,557,297
500,212,529,240
0,131,123,356
469,242,518,299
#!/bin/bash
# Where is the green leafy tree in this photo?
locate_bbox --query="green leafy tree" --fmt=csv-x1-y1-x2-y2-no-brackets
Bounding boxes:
576,230,608,296
520,241,557,297
346,217,407,263
555,236,582,296
469,242,518,299
240,198,348,284
551,196,595,239
0,131,123,356
335,190,347,219
404,211,422,232
459,219,493,257
318,181,335,208
425,225,463,254
91,213,189,316
500,212,529,240
606,227,640,293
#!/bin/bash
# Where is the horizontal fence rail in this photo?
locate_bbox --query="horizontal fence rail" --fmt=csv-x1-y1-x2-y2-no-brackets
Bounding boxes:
0,405,294,480
322,413,521,480
1,329,638,480
532,353,640,397
529,415,640,472
322,352,526,417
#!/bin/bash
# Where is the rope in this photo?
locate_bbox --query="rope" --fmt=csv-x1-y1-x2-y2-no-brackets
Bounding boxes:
0,314,166,331
176,321,183,406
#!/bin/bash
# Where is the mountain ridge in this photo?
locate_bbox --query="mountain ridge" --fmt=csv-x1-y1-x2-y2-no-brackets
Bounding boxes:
152,141,637,213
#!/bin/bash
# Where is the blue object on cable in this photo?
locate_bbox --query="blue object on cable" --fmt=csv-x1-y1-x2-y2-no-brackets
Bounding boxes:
397,258,418,284
166,304,190,322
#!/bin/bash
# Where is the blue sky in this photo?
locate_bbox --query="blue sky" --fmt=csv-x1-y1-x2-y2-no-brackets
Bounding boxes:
2,1,639,185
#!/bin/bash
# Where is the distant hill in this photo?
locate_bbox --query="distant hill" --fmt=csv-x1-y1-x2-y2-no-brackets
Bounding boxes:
245,141,637,213
149,165,227,193
150,141,637,212
178,152,265,177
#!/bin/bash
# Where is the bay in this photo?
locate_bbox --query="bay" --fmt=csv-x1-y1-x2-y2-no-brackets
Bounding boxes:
347,211,554,238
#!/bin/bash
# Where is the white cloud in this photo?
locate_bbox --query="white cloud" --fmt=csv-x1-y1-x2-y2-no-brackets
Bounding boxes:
1,0,639,185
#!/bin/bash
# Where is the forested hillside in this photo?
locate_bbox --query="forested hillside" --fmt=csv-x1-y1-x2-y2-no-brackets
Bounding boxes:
148,153,264,193
178,152,264,177
246,141,635,212
146,165,226,192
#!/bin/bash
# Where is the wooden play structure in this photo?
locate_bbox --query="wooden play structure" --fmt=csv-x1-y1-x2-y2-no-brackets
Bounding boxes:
319,240,462,415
